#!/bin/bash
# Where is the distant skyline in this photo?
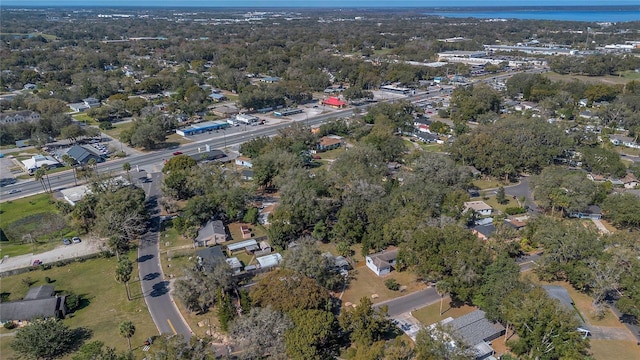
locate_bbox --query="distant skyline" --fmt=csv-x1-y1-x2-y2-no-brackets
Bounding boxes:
3,0,640,7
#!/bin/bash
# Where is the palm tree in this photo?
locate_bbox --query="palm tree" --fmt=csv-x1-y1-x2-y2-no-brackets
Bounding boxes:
42,165,53,193
119,320,136,351
435,280,451,316
122,162,131,182
34,167,48,193
61,154,78,186
115,258,133,301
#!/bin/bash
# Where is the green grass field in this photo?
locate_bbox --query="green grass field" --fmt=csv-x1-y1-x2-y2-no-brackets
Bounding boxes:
0,193,76,256
0,254,156,359
103,122,134,140
72,113,99,125
411,301,477,326
545,72,635,86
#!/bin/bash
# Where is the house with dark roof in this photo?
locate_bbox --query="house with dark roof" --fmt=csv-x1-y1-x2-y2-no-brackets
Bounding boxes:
66,144,104,165
0,285,67,324
365,247,399,276
195,220,226,247
471,224,496,241
196,246,226,269
441,309,505,360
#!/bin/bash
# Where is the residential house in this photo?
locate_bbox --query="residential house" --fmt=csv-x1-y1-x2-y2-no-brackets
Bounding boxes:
60,185,92,206
587,173,607,182
569,205,602,220
83,98,101,108
260,76,281,83
464,201,493,216
610,134,640,149
365,247,399,276
317,136,343,152
0,285,67,324
439,310,505,360
471,224,496,240
68,102,90,112
622,173,638,189
66,144,104,165
0,110,40,125
194,220,226,247
414,132,441,144
235,156,253,168
209,93,227,101
322,252,350,271
413,116,432,132
241,169,254,181
321,97,347,109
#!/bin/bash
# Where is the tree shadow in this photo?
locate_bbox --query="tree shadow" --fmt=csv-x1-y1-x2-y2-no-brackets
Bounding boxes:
150,281,169,297
0,292,10,302
69,327,93,353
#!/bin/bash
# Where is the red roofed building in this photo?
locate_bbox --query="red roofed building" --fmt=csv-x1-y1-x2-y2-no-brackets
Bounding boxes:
322,97,347,109
317,136,343,152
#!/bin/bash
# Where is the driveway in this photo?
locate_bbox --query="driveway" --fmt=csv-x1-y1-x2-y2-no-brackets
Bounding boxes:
0,236,105,274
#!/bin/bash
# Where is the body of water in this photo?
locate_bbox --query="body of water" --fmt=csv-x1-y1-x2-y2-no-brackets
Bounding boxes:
426,8,640,23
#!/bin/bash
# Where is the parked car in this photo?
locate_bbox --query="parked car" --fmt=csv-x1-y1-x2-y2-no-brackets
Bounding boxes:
32,259,42,266
72,237,81,244
63,238,71,245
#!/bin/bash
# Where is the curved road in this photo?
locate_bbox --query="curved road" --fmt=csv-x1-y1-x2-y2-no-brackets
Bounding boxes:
137,172,192,338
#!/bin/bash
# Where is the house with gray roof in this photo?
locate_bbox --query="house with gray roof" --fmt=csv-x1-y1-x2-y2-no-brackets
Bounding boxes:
0,285,67,324
441,309,505,360
194,220,226,247
365,247,398,276
196,246,226,269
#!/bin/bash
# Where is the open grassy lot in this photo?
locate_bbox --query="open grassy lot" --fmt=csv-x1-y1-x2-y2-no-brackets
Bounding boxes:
0,193,76,257
72,113,99,125
103,122,134,140
545,72,635,86
411,301,477,326
482,195,519,214
227,222,267,242
472,179,501,190
341,264,425,306
165,133,193,145
0,255,156,359
590,340,640,360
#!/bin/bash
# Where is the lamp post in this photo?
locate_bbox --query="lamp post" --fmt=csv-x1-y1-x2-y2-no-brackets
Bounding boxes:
223,127,227,149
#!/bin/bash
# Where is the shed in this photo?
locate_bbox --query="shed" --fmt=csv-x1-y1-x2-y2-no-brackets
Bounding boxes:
226,239,258,255
256,253,282,269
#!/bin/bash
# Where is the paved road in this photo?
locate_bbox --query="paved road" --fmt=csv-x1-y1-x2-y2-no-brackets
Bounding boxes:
374,288,441,317
137,172,192,338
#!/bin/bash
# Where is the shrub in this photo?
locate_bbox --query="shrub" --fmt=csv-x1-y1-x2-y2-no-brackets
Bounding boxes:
64,292,81,312
505,207,526,215
4,322,16,330
44,276,52,284
385,278,400,291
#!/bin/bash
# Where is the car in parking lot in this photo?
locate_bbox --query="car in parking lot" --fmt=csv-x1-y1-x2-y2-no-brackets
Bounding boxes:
63,238,71,245
72,237,81,244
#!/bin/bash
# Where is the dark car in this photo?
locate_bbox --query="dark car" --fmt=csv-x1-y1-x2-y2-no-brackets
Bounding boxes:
63,238,71,245
32,259,42,266
172,151,183,156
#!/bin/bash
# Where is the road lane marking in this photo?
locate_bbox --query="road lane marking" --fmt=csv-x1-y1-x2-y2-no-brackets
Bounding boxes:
167,319,177,335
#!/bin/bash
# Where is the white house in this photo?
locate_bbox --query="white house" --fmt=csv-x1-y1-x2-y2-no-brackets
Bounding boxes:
463,201,493,216
365,247,399,276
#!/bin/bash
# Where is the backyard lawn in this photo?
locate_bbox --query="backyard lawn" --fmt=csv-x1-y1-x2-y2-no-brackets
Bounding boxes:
590,340,640,360
341,264,425,306
103,122,134,140
0,255,156,359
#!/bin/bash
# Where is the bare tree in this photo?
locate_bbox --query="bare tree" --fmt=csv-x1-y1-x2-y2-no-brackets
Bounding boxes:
229,306,292,360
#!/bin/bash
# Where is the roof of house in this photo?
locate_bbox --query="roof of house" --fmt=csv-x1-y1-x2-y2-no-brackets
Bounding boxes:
256,253,282,268
60,185,92,205
323,97,347,106
66,144,103,164
445,309,505,346
195,220,226,243
367,247,398,270
414,116,432,125
472,224,496,238
0,296,66,322
21,154,60,171
196,246,226,265
319,136,342,147
226,257,243,269
622,173,638,184
190,149,227,163
464,201,493,212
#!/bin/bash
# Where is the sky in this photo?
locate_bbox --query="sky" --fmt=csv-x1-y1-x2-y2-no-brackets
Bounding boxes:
3,0,640,7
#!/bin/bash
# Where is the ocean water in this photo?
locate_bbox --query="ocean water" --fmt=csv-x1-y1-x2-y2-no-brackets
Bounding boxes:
425,8,640,23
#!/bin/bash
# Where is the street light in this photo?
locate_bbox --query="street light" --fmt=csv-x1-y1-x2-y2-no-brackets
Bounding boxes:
223,127,227,149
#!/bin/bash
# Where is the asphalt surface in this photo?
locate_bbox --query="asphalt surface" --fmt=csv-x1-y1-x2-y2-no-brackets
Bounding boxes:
374,288,441,317
137,172,192,338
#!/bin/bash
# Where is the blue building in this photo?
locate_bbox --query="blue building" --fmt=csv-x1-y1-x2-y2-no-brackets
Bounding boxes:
176,121,229,136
